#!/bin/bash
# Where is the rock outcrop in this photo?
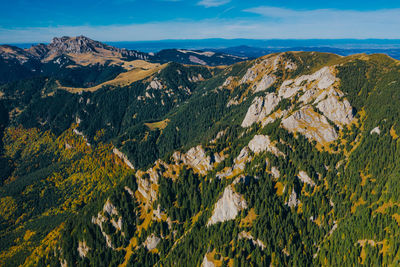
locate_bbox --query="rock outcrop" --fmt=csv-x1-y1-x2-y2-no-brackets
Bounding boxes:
248,135,284,157
287,188,299,208
91,200,125,249
370,127,381,135
278,67,337,100
282,106,338,144
113,148,135,170
146,79,163,90
217,146,252,179
238,231,266,250
253,75,276,92
207,185,247,226
77,241,90,258
316,96,354,126
240,68,257,84
297,171,315,186
271,167,280,179
173,145,222,175
242,94,280,128
202,254,215,267
143,234,161,250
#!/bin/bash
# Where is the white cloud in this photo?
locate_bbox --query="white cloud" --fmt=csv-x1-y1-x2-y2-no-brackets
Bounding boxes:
2,7,400,43
244,6,400,25
197,0,230,8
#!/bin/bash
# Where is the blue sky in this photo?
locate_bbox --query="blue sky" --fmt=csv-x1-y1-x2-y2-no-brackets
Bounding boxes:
1,0,400,43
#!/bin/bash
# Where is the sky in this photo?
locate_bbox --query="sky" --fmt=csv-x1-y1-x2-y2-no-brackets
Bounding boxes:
1,0,400,43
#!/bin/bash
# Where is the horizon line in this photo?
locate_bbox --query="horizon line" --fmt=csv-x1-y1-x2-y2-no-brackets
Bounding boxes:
4,37,400,46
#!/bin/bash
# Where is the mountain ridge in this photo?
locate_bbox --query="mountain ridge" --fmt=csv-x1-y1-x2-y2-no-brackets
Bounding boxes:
1,47,400,266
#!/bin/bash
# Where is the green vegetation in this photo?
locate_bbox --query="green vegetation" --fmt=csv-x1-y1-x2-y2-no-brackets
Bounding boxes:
1,51,400,266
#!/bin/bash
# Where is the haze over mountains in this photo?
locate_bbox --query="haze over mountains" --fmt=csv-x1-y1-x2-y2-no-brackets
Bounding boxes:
1,35,400,266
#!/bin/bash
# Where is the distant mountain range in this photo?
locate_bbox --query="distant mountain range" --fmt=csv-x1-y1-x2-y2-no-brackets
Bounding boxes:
208,45,400,60
0,36,248,84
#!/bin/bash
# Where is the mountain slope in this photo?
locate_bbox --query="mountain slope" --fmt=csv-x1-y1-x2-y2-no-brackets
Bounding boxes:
0,36,248,86
1,50,400,266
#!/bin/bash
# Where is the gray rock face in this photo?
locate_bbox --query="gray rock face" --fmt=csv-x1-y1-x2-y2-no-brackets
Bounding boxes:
137,175,158,203
113,148,135,170
287,188,299,208
316,96,354,126
207,185,247,226
238,231,266,250
77,241,90,258
278,80,301,99
143,234,161,250
173,145,214,175
103,200,118,216
216,146,252,179
297,171,315,186
282,106,338,144
278,66,337,99
45,35,148,59
146,79,163,90
248,135,284,157
240,68,257,84
241,93,280,128
271,166,280,179
253,75,276,93
223,76,234,87
202,255,215,267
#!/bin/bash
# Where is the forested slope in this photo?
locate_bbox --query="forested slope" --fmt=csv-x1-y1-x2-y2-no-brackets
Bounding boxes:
1,51,400,266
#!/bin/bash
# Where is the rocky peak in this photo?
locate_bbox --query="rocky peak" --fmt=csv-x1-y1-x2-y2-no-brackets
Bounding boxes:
47,35,102,55
27,35,149,61
27,43,49,58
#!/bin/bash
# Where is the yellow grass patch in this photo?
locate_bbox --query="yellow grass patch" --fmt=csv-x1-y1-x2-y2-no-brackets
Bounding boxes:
23,230,36,241
374,201,400,214
205,250,229,267
191,211,202,225
357,238,390,263
351,197,366,213
314,215,323,227
144,119,170,131
360,171,371,186
22,223,65,266
392,214,400,226
119,237,138,267
297,203,303,214
240,208,258,227
60,62,166,93
275,182,285,196
390,125,399,140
